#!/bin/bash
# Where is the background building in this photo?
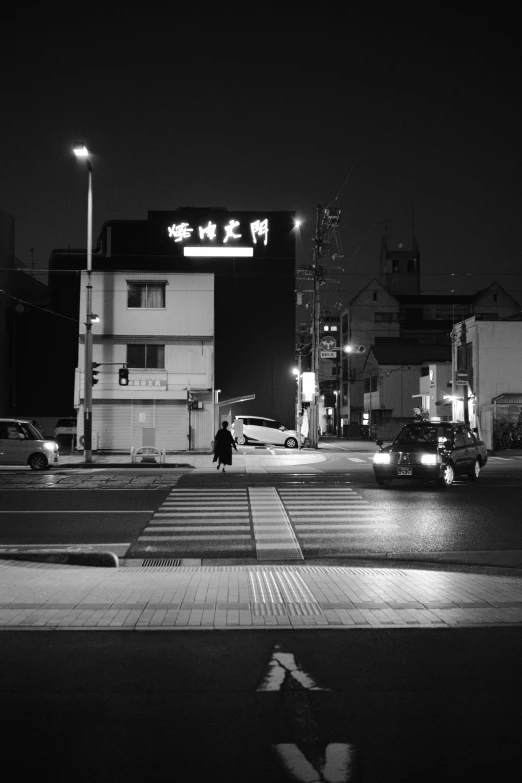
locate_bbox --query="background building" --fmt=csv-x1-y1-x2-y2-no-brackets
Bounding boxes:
0,210,58,427
451,318,522,451
49,208,297,450
337,234,520,437
75,271,214,452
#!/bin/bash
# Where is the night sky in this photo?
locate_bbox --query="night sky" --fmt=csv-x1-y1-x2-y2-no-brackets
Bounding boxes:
2,7,520,313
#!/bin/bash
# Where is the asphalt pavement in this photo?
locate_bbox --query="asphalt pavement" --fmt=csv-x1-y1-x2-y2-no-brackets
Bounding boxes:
1,438,522,632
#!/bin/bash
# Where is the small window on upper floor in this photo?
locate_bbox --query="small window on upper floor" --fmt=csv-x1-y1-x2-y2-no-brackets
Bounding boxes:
493,293,498,302
373,292,377,301
330,325,338,332
323,325,330,331
128,283,166,308
127,344,165,369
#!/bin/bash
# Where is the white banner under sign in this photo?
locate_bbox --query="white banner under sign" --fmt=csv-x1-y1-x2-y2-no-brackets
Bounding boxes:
128,378,167,388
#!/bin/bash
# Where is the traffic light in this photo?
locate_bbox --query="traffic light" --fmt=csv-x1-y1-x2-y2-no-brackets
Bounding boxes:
118,367,129,386
91,362,100,385
344,345,366,354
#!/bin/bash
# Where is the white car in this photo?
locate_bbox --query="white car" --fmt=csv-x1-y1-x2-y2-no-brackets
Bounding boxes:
0,419,59,470
231,416,300,448
53,418,77,440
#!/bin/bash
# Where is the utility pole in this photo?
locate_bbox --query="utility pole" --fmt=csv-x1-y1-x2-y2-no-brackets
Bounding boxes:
309,206,322,449
297,352,302,449
309,204,342,449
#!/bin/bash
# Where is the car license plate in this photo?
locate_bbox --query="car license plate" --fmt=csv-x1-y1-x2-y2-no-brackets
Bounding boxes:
397,467,412,476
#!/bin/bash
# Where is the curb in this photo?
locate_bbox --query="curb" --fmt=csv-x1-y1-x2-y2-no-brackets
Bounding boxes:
0,551,119,568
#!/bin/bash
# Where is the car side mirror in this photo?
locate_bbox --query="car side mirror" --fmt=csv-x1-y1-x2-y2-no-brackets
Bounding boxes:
376,439,383,447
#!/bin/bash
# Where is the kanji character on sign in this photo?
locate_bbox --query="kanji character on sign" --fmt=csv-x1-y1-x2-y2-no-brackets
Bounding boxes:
223,220,242,243
250,219,268,245
167,223,194,242
199,221,217,240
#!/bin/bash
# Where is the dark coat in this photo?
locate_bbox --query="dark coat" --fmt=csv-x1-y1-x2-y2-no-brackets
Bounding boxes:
212,428,237,465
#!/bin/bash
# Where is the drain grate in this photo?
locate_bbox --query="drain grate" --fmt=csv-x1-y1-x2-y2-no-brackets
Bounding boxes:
142,558,182,567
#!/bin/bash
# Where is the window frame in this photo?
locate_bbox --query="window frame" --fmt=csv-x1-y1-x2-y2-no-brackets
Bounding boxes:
127,281,167,309
126,344,166,369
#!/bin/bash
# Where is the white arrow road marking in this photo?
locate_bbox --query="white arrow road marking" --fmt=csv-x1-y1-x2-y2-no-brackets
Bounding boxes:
257,644,328,692
258,645,358,781
273,743,356,782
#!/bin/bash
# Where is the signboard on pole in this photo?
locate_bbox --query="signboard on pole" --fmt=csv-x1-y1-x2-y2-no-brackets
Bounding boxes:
320,351,336,358
456,369,468,385
302,372,316,402
320,336,337,351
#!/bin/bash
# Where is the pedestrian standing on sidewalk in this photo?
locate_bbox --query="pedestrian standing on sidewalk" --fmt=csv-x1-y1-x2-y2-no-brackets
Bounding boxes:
212,420,237,472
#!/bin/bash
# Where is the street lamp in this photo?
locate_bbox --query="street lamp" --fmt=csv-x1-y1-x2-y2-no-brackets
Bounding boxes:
73,142,93,463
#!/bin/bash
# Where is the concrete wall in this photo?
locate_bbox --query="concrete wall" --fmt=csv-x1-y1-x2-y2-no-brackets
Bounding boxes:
453,319,522,450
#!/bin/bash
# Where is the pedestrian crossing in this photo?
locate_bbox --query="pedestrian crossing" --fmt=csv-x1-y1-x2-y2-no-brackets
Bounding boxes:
129,488,255,559
128,484,403,560
278,486,403,552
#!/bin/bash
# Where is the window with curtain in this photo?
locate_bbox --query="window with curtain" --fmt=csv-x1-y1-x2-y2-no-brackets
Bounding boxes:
127,283,166,308
127,344,165,368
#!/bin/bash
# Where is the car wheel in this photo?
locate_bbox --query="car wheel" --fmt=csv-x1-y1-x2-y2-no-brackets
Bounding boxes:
468,459,481,481
376,478,392,487
237,436,247,446
285,437,298,449
28,453,49,471
436,463,455,488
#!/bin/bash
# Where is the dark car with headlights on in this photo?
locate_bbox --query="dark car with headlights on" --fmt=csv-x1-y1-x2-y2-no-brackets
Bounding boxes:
373,422,487,488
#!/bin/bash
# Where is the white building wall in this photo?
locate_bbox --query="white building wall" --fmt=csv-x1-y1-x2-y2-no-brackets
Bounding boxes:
76,270,215,451
452,319,522,450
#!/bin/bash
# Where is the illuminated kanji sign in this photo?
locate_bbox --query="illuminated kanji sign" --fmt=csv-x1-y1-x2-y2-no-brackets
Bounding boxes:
166,216,270,250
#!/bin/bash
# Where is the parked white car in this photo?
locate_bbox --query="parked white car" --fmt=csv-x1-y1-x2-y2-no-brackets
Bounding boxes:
231,416,300,448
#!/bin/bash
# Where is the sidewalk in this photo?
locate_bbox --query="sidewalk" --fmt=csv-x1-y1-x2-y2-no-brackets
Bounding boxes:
2,558,522,631
54,439,377,471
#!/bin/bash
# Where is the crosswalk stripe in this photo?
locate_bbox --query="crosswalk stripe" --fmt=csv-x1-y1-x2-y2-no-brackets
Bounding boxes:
140,535,252,541
295,524,397,530
143,526,251,532
155,511,248,517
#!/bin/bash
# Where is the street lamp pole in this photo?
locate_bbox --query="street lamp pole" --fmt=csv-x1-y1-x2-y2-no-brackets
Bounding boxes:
74,144,93,464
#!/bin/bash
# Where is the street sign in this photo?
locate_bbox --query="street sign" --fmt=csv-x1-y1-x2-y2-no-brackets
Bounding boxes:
320,336,337,351
321,351,336,358
456,369,468,385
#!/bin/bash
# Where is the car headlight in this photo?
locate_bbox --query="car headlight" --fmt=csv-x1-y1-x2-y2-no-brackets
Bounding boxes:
373,452,391,464
43,441,59,452
421,454,439,465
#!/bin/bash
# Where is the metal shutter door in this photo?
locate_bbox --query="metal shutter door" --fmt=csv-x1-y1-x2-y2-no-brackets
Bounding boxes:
155,401,187,452
93,402,131,450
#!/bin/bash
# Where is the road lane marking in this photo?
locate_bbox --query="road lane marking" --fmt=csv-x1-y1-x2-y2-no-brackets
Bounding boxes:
0,510,153,513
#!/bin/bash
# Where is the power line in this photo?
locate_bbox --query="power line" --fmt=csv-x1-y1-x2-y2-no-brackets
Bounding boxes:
0,290,79,323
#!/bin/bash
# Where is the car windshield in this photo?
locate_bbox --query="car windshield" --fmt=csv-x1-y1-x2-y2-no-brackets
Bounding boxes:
395,424,452,445
19,423,42,440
